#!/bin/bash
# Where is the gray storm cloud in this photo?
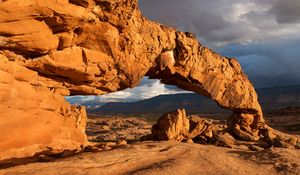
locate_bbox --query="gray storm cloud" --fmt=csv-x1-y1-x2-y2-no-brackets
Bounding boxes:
139,0,300,46
139,0,300,88
270,0,300,23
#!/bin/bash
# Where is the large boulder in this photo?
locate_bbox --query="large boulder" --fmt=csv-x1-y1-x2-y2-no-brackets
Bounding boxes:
148,109,236,148
187,115,211,139
151,109,190,141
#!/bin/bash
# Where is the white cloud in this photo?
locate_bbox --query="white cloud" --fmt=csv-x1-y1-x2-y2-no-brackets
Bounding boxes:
96,91,132,101
98,79,189,102
67,79,190,103
129,80,186,99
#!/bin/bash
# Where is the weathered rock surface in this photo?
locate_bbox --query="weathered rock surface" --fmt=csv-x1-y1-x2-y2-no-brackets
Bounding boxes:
1,141,300,175
147,109,233,146
150,109,190,141
0,0,286,159
0,55,87,160
147,109,299,149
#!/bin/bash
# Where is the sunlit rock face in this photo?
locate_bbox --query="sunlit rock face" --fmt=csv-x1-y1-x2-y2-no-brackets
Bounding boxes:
0,0,263,159
0,55,87,160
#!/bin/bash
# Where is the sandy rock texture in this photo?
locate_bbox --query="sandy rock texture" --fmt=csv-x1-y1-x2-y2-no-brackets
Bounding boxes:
0,55,87,160
151,109,190,141
1,141,300,175
0,0,269,159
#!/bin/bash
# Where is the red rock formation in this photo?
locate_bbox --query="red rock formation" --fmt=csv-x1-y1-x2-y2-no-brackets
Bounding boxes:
151,109,190,141
0,55,87,160
0,0,291,160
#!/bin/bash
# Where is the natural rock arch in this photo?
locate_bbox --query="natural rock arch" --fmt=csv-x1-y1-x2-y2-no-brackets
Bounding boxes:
0,0,296,160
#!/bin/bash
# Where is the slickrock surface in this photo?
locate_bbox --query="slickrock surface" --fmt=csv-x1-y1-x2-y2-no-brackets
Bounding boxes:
1,141,300,175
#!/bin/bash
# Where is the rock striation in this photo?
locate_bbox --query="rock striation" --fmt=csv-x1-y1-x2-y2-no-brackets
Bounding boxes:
0,0,294,160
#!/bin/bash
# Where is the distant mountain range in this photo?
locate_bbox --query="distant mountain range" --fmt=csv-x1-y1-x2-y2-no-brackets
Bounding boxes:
77,85,300,115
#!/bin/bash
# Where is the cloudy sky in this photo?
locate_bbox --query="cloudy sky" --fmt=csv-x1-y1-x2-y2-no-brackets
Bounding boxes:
68,0,300,103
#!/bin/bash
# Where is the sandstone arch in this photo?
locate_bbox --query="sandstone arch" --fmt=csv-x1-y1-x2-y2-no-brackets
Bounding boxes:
0,0,296,160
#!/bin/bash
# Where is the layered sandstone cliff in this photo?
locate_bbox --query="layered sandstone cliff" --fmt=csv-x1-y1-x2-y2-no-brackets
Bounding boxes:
0,0,270,160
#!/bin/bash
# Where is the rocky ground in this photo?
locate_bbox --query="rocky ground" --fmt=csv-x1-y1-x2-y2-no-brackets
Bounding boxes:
1,110,300,175
86,117,152,143
267,106,300,135
1,141,300,175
